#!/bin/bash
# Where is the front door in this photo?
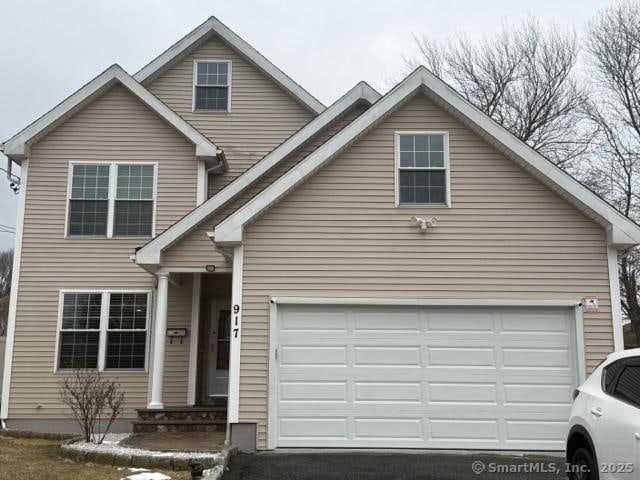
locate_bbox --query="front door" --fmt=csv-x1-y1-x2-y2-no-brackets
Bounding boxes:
206,303,231,398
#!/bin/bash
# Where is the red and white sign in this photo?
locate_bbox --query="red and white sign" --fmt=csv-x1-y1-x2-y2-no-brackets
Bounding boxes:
583,296,599,313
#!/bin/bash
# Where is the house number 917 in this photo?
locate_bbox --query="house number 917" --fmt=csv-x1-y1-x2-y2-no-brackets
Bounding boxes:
233,304,240,338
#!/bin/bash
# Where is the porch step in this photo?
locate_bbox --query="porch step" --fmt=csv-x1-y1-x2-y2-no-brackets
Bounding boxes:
134,405,227,433
132,419,227,434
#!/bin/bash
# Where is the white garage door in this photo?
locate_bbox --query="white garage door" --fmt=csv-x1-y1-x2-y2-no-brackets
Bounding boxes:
274,304,578,450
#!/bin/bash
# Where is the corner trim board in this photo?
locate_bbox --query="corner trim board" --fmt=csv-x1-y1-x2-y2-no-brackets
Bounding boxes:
1,159,28,420
608,247,624,351
228,245,244,423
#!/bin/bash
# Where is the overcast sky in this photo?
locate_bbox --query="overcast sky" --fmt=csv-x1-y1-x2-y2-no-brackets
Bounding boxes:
0,0,620,250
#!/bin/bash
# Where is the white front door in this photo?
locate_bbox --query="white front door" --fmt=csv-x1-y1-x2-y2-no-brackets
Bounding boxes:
206,303,231,398
273,304,578,450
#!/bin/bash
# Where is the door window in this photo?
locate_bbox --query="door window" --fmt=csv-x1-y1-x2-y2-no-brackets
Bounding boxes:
216,310,231,370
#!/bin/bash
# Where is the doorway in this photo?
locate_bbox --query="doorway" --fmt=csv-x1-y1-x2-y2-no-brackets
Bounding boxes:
198,273,232,405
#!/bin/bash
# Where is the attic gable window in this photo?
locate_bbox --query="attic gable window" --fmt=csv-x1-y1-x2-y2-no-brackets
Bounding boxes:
194,61,230,112
395,132,450,206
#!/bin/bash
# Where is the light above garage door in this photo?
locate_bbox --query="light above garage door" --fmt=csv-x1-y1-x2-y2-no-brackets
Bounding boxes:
271,303,579,450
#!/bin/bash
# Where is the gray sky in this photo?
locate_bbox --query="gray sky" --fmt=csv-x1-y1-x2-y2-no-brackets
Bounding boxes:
0,0,619,250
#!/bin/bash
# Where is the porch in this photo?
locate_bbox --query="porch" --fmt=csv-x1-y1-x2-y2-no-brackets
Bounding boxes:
145,271,234,432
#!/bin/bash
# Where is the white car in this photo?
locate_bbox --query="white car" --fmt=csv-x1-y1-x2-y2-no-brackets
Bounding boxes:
567,347,640,480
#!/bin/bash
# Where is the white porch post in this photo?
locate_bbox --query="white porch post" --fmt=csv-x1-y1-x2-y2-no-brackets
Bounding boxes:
149,272,169,408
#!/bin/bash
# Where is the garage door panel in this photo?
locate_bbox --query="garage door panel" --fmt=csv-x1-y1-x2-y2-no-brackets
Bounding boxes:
427,346,496,367
279,346,347,366
275,304,578,450
354,381,423,403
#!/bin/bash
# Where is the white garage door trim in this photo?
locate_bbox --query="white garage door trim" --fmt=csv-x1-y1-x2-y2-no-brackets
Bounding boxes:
266,297,585,450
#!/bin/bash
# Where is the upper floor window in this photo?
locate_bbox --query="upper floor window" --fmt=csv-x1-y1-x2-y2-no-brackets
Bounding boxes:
193,61,230,112
395,132,449,206
67,162,156,238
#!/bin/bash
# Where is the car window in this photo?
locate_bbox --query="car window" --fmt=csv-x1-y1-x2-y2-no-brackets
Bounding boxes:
603,360,625,394
613,366,640,408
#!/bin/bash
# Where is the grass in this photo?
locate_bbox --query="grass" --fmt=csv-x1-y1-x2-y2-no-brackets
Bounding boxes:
0,435,192,480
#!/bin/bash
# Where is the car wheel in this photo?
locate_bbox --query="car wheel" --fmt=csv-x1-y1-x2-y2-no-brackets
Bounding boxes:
569,446,599,480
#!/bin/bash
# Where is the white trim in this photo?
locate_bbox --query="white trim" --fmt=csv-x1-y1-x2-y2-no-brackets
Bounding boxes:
1,159,27,420
134,16,325,114
574,305,587,383
394,130,451,208
228,245,244,423
2,64,223,167
267,300,278,450
608,247,624,351
265,297,586,449
134,82,380,265
149,273,170,408
187,273,202,405
192,59,232,113
214,67,640,248
52,288,153,374
270,297,582,307
196,161,207,206
64,161,158,239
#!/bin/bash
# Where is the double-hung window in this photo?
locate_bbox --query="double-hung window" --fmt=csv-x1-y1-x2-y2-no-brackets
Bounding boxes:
67,163,156,237
56,291,150,371
193,61,230,112
396,132,449,206
68,164,110,235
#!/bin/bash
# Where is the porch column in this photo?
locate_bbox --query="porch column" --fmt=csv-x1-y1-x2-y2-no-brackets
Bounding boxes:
149,272,169,409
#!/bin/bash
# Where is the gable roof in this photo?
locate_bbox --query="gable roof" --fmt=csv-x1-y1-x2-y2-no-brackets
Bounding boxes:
134,16,325,115
214,66,640,249
1,64,224,169
134,81,381,266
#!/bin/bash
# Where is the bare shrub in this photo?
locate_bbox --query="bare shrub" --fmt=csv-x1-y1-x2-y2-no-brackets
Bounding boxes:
58,369,125,443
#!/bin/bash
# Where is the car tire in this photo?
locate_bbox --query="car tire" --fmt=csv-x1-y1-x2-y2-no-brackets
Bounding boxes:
569,446,599,480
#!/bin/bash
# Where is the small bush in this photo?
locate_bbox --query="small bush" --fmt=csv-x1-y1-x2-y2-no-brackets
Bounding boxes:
58,369,125,443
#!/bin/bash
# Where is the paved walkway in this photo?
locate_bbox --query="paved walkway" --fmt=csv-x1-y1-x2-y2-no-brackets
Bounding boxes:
222,451,566,480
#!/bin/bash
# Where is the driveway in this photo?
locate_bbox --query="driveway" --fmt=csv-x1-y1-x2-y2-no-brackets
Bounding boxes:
221,451,567,480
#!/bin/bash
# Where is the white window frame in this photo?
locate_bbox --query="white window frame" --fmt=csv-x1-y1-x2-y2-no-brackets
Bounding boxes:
65,161,158,239
394,130,451,208
53,289,153,373
192,59,232,113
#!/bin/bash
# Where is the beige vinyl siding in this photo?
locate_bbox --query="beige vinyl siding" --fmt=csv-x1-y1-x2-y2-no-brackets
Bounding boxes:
9,85,198,418
147,35,314,197
240,93,614,448
162,103,369,269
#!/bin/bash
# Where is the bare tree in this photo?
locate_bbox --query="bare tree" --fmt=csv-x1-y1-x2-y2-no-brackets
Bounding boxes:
0,249,12,298
584,1,640,345
0,249,12,336
408,17,590,168
58,370,125,443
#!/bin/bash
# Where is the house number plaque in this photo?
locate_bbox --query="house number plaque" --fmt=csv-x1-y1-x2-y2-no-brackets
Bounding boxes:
233,304,240,338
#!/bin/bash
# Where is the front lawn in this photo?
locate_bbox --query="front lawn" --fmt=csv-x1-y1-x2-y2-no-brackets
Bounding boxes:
0,435,191,480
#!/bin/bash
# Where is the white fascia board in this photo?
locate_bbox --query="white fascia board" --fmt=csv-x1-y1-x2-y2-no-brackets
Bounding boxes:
215,66,640,247
134,16,325,115
134,82,380,265
2,64,221,166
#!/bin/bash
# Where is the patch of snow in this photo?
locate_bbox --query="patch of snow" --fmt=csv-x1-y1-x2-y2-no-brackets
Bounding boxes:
67,434,222,462
123,472,171,480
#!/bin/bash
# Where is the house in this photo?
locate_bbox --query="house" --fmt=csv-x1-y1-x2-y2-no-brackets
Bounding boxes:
2,16,638,452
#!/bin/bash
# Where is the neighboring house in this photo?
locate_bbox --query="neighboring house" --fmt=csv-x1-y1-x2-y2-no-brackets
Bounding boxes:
1,17,639,452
